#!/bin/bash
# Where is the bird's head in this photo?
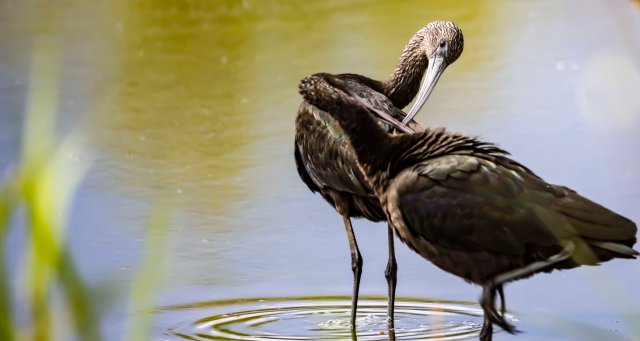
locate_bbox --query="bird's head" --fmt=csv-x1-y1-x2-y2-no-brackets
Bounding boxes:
403,21,464,124
422,21,464,67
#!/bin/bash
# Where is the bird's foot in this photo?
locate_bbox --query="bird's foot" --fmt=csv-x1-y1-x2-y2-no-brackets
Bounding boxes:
479,320,493,341
480,285,519,335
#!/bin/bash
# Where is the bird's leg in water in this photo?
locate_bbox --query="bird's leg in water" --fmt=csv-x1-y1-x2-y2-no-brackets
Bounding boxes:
387,324,397,341
480,285,512,341
340,213,362,329
330,193,362,329
350,325,358,341
385,224,398,329
480,242,576,339
497,284,505,315
479,288,495,341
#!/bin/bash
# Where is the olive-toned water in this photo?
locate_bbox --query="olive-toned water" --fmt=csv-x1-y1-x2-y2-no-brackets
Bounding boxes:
1,1,639,340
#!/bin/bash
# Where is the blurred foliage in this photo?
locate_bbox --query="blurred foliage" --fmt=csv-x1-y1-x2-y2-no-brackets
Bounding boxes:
0,189,15,341
0,33,101,340
0,13,169,341
125,203,170,341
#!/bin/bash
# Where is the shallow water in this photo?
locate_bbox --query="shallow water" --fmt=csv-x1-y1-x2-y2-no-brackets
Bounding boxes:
160,296,494,340
1,0,640,340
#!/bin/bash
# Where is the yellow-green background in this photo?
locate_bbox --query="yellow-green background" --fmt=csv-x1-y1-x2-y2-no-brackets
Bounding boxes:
1,0,639,340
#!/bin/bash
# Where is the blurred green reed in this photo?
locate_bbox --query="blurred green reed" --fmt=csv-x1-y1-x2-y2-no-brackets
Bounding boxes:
0,33,169,341
0,187,15,341
0,34,100,341
125,204,170,341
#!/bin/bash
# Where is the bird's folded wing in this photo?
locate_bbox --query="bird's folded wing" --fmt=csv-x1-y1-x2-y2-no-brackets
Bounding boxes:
396,154,634,256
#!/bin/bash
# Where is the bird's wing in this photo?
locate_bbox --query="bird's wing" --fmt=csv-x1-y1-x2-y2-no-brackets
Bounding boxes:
294,140,321,194
344,78,405,119
343,76,424,133
295,101,371,197
395,154,636,257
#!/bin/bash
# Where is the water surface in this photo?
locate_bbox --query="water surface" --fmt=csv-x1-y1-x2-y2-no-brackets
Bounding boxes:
1,0,639,340
160,296,492,340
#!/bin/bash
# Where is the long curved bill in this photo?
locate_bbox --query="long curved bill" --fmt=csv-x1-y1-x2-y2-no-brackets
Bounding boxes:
401,54,447,125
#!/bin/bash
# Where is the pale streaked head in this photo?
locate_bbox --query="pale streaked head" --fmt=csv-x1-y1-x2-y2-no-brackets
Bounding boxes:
403,21,464,125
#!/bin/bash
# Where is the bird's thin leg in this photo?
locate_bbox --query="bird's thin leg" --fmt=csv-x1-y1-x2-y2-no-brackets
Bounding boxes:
350,326,358,341
497,285,505,316
480,242,576,337
341,213,363,330
384,224,398,329
480,284,513,339
387,324,397,341
480,318,493,341
479,289,494,341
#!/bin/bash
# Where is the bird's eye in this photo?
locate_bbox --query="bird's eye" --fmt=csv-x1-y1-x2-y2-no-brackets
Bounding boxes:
439,41,446,48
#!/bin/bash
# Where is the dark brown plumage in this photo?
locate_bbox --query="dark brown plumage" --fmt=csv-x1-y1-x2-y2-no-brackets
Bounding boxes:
298,73,638,340
294,21,464,328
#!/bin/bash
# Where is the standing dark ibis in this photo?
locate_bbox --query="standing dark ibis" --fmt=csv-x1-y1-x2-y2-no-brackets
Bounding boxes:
294,21,464,328
298,73,638,341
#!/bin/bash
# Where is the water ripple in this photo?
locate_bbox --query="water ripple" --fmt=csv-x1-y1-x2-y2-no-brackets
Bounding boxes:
159,296,516,340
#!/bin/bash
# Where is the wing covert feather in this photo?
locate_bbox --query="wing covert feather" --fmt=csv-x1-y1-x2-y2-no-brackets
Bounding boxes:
395,154,634,256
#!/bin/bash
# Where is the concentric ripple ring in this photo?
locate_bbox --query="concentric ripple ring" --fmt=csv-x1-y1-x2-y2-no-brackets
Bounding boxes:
158,296,518,340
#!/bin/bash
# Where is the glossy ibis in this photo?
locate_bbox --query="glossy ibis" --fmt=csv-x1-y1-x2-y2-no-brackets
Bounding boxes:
294,21,464,328
298,73,638,340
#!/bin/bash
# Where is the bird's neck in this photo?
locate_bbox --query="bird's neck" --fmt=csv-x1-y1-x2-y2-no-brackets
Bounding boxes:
383,31,428,108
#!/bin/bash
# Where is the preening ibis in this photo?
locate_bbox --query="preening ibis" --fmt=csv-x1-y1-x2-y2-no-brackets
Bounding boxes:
298,73,638,340
294,21,464,328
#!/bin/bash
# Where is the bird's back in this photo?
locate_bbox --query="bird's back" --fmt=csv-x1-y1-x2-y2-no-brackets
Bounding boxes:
381,130,637,283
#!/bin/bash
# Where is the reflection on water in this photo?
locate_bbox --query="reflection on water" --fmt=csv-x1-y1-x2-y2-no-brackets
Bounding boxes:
160,296,503,340
1,0,639,340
